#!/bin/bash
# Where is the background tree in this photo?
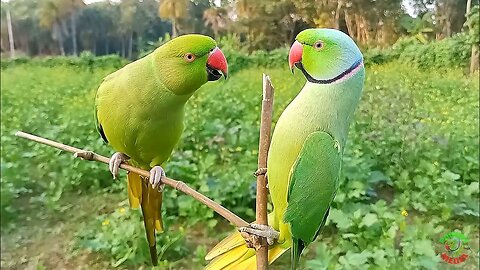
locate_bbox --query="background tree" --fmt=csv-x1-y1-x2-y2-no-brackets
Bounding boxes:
465,2,479,73
203,6,228,38
158,0,188,37
65,0,86,56
5,3,15,58
38,0,67,55
77,2,113,54
1,0,478,58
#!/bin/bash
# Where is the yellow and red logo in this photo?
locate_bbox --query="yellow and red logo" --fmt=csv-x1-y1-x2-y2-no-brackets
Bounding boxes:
439,231,470,265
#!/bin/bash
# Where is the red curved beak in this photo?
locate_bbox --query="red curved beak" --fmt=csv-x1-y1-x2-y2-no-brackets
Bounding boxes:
207,47,228,79
289,41,303,73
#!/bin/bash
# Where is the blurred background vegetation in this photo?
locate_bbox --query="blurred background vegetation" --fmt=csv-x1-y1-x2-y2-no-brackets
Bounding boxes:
0,0,478,57
1,0,479,269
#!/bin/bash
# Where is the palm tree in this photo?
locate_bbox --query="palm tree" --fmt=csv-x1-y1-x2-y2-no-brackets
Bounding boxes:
39,0,65,55
235,0,253,18
203,7,228,38
39,0,84,56
119,0,136,59
67,0,85,56
158,0,188,37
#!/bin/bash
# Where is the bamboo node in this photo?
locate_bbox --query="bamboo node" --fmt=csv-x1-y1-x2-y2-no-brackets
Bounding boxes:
253,168,267,177
174,181,186,191
73,151,95,161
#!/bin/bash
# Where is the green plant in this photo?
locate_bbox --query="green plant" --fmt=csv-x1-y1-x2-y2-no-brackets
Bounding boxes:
465,5,479,46
364,34,471,69
1,40,478,268
75,202,188,267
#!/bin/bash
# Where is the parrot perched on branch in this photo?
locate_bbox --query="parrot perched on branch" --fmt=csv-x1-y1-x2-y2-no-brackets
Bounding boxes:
94,34,228,265
205,28,364,270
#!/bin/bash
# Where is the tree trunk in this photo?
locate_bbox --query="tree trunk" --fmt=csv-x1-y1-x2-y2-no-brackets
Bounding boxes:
128,32,133,59
137,35,141,57
26,38,30,56
55,22,65,56
71,11,77,56
121,37,125,58
355,14,362,43
334,0,344,30
6,8,15,58
105,38,109,55
172,19,177,37
344,9,355,38
470,46,479,74
466,0,479,74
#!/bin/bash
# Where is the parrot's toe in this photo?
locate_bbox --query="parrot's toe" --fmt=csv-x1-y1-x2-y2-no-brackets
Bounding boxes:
239,223,280,246
109,152,129,179
149,166,165,191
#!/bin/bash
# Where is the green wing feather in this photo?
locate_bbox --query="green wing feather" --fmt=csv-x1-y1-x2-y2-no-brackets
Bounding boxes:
94,75,115,144
94,103,108,143
283,131,341,268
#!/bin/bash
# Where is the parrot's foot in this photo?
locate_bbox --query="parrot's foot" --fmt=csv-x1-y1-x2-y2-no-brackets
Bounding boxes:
109,152,130,179
239,223,279,247
149,166,165,192
253,168,269,188
253,168,267,177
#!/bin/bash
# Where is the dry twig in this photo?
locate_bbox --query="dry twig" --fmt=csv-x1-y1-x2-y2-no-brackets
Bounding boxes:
254,74,275,269
15,74,275,270
14,131,248,228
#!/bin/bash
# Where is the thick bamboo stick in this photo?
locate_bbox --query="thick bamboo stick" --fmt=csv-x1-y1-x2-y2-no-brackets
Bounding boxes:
255,74,274,270
14,131,249,228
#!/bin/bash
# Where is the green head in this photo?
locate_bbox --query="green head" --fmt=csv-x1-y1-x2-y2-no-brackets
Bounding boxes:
152,34,228,95
289,28,363,84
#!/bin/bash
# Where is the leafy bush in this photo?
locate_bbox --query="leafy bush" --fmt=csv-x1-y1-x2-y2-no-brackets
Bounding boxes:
465,5,479,45
1,53,478,267
2,33,472,75
76,205,188,267
1,65,116,225
223,47,289,74
1,53,127,70
364,34,471,69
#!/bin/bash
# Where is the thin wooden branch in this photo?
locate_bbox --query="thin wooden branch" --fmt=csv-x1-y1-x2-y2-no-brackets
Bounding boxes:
14,131,249,228
255,74,274,270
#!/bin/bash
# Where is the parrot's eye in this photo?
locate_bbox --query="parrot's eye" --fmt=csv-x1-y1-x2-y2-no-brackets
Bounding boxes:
184,53,195,62
313,41,324,51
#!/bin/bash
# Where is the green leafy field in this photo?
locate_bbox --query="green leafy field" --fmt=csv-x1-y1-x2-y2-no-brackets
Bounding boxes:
1,60,478,269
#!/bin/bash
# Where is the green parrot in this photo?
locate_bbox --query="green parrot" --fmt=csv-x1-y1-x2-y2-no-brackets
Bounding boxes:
94,34,228,266
205,28,364,270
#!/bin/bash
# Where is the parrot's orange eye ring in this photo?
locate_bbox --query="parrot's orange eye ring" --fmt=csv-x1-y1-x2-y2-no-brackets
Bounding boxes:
313,41,324,51
184,53,195,62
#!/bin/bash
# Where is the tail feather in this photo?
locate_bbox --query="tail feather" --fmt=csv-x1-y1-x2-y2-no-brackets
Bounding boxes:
127,172,142,208
291,238,305,270
128,172,164,266
226,253,256,270
206,244,253,270
205,231,245,260
205,219,289,270
149,246,158,267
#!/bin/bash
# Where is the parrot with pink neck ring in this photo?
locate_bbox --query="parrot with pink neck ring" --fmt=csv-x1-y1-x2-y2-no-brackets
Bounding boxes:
205,28,364,270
